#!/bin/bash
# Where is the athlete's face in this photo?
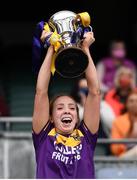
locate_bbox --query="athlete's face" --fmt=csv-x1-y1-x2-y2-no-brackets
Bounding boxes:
51,96,78,134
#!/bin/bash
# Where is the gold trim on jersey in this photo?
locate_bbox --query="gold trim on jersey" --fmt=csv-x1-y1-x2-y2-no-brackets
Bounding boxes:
48,128,84,147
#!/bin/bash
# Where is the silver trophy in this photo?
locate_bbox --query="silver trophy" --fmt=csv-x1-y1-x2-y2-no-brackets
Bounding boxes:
44,10,92,78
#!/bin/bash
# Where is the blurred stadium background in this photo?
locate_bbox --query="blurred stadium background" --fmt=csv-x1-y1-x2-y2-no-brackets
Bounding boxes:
0,0,137,178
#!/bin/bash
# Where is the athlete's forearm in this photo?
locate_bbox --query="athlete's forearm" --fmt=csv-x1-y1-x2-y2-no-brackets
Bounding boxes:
36,46,54,93
84,48,100,95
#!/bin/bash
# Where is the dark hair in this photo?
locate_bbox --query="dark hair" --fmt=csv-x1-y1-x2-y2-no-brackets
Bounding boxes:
109,39,125,48
125,88,137,136
122,88,137,114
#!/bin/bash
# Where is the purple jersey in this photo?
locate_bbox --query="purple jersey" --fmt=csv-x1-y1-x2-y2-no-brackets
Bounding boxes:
32,121,98,179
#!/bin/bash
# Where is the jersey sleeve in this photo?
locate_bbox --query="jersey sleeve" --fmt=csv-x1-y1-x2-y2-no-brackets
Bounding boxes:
32,121,53,149
79,121,98,150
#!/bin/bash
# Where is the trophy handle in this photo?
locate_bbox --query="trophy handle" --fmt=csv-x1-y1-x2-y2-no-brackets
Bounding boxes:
43,22,51,48
76,12,91,27
72,12,92,41
43,22,61,52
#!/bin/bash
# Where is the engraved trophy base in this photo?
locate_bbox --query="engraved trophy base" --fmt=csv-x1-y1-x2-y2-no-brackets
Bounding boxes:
55,47,88,78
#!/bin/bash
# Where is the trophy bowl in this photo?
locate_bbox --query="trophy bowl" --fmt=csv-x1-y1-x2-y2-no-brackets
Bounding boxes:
55,47,88,78
44,10,92,78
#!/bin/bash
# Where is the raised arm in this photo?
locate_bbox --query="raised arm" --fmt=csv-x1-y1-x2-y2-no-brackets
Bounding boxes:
32,31,54,134
82,32,101,134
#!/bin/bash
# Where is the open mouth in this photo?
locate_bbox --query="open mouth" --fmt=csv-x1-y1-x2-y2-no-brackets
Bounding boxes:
61,117,72,124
